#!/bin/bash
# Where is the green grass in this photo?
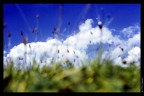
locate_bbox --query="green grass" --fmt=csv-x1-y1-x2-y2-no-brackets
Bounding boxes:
3,58,140,92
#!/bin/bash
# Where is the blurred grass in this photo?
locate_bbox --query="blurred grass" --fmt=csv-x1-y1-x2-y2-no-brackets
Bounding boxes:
3,58,140,92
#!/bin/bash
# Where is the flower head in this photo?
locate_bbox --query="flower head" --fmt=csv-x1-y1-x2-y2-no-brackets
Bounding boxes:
21,31,23,36
68,21,71,26
4,23,7,28
98,21,103,29
22,36,27,45
7,32,11,38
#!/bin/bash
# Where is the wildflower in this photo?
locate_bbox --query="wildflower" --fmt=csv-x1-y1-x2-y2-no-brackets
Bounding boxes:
51,57,54,64
67,49,69,53
121,48,124,51
52,28,59,36
73,51,75,54
107,15,110,18
54,27,57,31
98,21,103,29
74,59,75,62
90,32,93,35
22,36,27,45
29,44,31,48
108,43,111,47
20,31,23,36
68,21,71,26
58,49,60,53
119,47,124,51
122,60,127,64
76,55,79,58
4,23,7,28
19,57,23,60
32,28,38,33
7,32,11,38
7,32,11,48
32,29,35,33
52,31,55,34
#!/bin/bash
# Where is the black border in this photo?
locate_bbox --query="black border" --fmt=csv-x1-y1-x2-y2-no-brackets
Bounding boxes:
1,1,3,94
1,0,143,94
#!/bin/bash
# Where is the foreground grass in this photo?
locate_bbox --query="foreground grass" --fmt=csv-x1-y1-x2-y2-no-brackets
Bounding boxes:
3,59,140,92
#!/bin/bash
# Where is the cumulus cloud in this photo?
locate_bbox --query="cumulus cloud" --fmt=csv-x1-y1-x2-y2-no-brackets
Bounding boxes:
124,46,140,66
5,39,87,69
127,32,140,48
4,18,141,69
99,24,140,67
64,19,113,50
106,25,140,66
121,24,140,38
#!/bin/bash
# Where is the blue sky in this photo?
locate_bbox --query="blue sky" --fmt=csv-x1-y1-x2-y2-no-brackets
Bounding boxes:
3,4,141,68
3,4,140,49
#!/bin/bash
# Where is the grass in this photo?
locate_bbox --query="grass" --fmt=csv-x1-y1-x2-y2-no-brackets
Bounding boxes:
3,35,140,92
3,58,140,92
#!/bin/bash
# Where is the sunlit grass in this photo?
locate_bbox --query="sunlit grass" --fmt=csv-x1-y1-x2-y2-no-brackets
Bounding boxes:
3,57,140,92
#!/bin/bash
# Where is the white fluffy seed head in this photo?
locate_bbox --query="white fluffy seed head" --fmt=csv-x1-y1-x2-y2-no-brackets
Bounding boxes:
98,21,102,25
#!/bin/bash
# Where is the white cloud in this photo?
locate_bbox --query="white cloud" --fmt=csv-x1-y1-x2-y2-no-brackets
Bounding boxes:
79,19,93,32
101,24,140,67
5,39,88,69
64,19,113,50
124,46,140,66
121,24,140,38
110,47,123,60
127,32,140,48
4,18,141,69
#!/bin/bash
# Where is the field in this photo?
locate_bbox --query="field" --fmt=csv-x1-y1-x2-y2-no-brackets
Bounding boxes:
3,58,140,92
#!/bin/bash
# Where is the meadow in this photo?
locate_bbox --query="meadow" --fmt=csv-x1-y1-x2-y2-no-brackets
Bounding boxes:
3,57,140,92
